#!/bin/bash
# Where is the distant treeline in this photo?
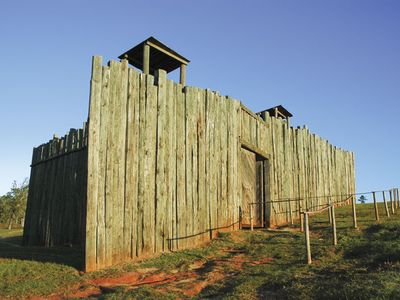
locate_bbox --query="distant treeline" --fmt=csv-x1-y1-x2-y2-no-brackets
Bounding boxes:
0,179,28,229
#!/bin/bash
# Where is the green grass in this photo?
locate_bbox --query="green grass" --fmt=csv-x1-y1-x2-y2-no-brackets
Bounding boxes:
196,203,400,299
0,228,83,299
0,259,81,299
0,203,399,299
0,228,22,239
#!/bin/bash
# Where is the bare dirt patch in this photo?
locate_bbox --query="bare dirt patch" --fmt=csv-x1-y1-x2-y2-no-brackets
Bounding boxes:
55,246,274,299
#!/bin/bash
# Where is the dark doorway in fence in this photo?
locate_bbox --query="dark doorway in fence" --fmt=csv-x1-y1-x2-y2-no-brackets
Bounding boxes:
240,147,270,228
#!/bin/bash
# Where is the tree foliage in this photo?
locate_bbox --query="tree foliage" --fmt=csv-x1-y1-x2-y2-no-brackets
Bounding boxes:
358,195,367,204
0,179,29,229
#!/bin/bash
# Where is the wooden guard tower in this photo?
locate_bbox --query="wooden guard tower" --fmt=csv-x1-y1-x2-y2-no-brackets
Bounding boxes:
258,105,293,126
119,36,190,85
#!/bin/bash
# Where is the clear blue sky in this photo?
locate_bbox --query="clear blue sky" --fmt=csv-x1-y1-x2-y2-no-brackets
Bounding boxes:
0,0,399,198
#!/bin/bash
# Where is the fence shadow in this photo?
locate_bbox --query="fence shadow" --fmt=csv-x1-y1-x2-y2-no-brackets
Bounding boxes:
0,233,83,270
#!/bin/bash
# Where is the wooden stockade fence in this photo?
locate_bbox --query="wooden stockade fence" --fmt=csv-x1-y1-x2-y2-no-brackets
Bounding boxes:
23,126,88,247
23,56,356,271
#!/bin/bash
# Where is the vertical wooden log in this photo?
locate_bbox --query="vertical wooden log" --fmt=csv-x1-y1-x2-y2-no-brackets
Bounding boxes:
126,68,140,258
383,191,390,218
85,55,103,272
180,64,186,86
118,59,129,261
167,79,177,250
143,44,150,75
136,73,146,257
304,212,311,264
351,195,358,228
155,69,167,254
143,75,158,255
176,84,186,249
331,205,337,246
372,191,379,222
185,87,194,245
198,90,207,240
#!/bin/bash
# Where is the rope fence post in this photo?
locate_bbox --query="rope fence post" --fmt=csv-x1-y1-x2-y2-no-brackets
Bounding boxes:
249,203,253,231
239,206,242,230
397,188,400,209
351,195,358,229
372,191,379,222
383,191,390,218
304,211,312,264
289,200,294,226
299,199,304,232
390,189,395,214
331,204,337,245
328,197,332,225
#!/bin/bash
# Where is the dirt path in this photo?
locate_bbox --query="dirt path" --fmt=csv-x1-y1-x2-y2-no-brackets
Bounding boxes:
51,243,273,299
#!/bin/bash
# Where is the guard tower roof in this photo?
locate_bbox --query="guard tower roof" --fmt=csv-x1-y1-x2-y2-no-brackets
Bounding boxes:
257,105,293,119
118,36,190,74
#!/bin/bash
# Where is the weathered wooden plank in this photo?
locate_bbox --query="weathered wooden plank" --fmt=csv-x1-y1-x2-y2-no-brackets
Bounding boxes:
143,74,157,254
221,95,228,228
136,73,146,257
191,88,199,243
155,70,167,254
104,60,118,268
205,90,211,238
126,68,140,258
168,79,177,251
109,60,122,264
241,148,256,225
198,89,206,241
232,99,241,230
85,56,102,271
96,65,110,268
184,87,194,245
118,59,129,260
215,93,222,230
228,98,236,227
176,83,186,249
206,90,217,237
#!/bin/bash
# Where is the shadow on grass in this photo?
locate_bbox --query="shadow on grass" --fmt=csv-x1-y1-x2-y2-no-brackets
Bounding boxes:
343,221,400,268
0,233,83,270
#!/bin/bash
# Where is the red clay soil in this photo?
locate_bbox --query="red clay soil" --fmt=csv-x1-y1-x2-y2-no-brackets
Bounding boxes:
249,257,274,266
35,250,273,299
66,286,102,299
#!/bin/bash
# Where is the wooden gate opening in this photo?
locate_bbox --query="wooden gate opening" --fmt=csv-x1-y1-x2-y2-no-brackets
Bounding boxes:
240,147,269,228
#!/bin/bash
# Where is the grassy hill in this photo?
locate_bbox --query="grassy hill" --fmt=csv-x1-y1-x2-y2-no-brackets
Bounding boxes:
0,203,399,299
